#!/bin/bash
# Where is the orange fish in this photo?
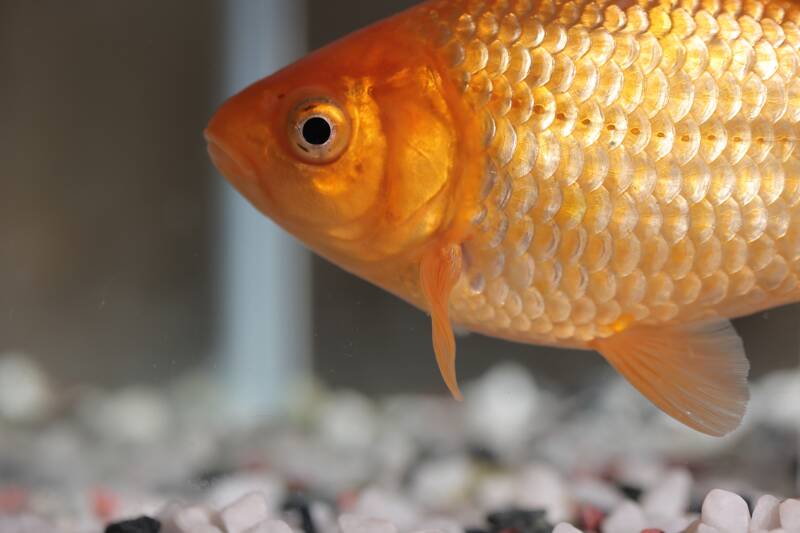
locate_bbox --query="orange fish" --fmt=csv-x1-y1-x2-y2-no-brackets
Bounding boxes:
206,0,800,436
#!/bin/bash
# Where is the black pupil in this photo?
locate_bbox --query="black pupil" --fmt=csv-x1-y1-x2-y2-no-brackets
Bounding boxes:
302,116,332,146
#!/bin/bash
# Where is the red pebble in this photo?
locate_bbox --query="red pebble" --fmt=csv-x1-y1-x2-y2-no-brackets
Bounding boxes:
91,488,119,522
0,487,28,512
241,450,270,472
641,529,665,533
580,504,605,531
337,489,359,511
286,478,309,493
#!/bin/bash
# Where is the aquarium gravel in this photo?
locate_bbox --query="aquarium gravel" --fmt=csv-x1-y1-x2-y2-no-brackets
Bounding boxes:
0,354,797,533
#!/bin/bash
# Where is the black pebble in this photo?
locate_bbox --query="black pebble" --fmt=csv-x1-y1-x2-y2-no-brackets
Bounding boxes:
104,516,161,533
467,444,500,465
193,466,233,488
282,493,317,533
617,483,644,501
486,508,552,533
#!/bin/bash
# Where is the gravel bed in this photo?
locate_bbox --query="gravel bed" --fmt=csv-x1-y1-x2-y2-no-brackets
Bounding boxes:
0,355,796,533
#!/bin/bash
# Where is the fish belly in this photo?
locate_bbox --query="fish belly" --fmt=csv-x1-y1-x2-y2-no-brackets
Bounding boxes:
419,0,800,346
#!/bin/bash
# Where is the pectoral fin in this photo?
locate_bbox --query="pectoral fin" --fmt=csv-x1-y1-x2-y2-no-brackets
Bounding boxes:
592,320,750,436
420,244,463,401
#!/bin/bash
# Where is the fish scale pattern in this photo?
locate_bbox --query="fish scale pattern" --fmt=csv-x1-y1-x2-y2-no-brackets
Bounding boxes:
419,0,800,345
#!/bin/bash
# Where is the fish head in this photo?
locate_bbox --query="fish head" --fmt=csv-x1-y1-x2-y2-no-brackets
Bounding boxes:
206,16,466,275
205,57,386,246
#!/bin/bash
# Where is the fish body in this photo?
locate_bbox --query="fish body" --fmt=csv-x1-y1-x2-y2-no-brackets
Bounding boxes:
206,0,800,436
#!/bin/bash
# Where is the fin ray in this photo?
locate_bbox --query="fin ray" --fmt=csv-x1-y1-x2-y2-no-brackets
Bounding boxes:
420,244,463,401
593,320,750,436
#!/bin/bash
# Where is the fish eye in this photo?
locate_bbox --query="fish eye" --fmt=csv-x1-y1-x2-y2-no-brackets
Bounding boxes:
302,116,332,145
288,98,351,164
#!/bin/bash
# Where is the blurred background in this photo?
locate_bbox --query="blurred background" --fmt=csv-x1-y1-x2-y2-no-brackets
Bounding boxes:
1,0,799,415
0,4,799,531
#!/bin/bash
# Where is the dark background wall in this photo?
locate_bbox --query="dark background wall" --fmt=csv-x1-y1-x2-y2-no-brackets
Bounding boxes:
0,0,796,395
0,1,220,385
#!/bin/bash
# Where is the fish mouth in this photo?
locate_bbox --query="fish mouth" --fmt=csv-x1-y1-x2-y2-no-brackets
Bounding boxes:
205,127,281,220
204,129,258,183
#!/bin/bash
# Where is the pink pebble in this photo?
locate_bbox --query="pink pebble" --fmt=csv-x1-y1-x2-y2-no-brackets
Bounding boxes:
779,498,800,531
751,495,782,531
0,487,28,513
193,526,224,533
338,490,359,511
641,469,691,520
580,504,604,531
603,502,647,533
244,519,293,533
339,513,398,533
174,505,214,531
701,489,749,533
682,518,722,533
219,492,270,533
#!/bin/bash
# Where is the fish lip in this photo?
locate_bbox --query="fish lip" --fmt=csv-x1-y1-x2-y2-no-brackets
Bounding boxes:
204,128,258,182
205,127,279,216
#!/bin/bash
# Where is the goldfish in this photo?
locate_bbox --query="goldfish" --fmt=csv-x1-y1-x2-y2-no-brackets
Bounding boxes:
205,0,800,436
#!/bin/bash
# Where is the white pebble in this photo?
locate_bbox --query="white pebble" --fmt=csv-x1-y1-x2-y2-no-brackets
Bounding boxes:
412,518,463,533
641,469,692,520
162,519,222,533
0,354,52,422
779,498,800,532
244,520,293,533
701,489,750,533
615,456,667,489
684,521,721,533
195,526,224,533
219,492,270,533
648,514,695,533
318,391,376,449
602,501,647,533
476,474,516,509
339,514,398,533
207,475,283,510
683,518,701,532
410,456,471,509
83,386,171,444
173,505,214,531
570,478,624,510
0,514,58,533
553,523,584,533
310,501,338,533
465,364,539,452
354,488,419,530
159,502,212,533
515,464,573,523
751,495,782,531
